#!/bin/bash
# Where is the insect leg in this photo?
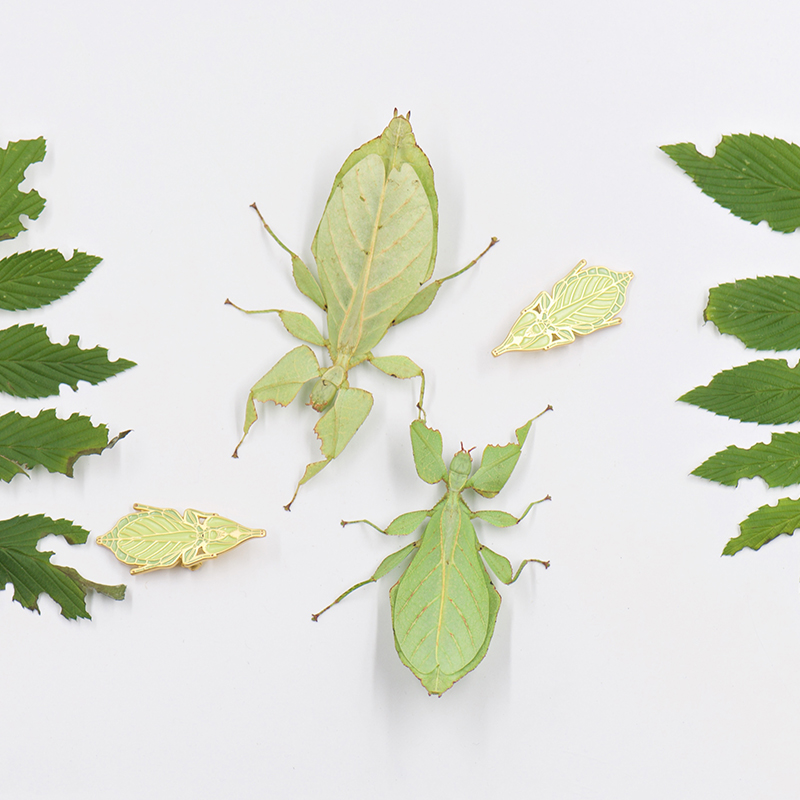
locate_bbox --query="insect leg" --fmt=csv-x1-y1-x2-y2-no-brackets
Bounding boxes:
311,542,418,621
250,202,326,310
367,354,425,418
391,237,498,326
479,544,549,586
471,495,551,528
508,558,550,584
341,509,431,536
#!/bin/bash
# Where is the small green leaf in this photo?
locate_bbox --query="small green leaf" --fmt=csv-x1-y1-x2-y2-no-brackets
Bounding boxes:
0,514,125,619
661,135,800,233
0,138,46,241
0,249,101,310
0,409,125,481
692,432,800,487
705,276,800,350
0,324,135,398
410,420,447,484
678,359,800,424
724,498,800,555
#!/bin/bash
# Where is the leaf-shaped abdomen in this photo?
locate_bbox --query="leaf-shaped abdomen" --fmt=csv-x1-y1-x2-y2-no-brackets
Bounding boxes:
314,154,434,359
99,510,193,567
549,266,632,332
391,502,489,677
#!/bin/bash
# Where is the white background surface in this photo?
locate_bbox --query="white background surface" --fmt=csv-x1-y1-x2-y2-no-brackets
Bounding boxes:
3,1,800,797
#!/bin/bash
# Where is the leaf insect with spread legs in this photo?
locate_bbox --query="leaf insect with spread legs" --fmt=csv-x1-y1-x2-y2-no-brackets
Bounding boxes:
313,409,551,696
228,111,496,508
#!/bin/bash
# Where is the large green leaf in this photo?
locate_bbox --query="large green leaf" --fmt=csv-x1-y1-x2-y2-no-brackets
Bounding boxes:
662,135,800,232
678,359,800,424
0,409,127,481
0,323,135,398
693,432,800,487
0,249,101,310
0,514,125,619
724,497,800,555
705,276,800,350
0,137,46,241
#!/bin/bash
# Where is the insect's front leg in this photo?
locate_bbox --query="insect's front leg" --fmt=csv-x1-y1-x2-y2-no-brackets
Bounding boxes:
250,202,326,311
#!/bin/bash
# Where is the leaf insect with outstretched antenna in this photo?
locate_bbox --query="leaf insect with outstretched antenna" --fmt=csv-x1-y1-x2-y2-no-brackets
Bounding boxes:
313,409,551,696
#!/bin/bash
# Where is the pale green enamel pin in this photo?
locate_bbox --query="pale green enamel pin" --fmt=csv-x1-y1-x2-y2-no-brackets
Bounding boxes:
97,505,265,574
492,261,633,355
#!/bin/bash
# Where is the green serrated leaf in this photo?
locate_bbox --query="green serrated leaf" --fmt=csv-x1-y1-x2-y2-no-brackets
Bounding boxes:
724,497,800,555
0,324,135,398
0,409,127,481
705,276,800,350
662,135,800,233
0,249,101,310
0,138,46,241
0,514,125,619
693,432,800,487
678,359,800,424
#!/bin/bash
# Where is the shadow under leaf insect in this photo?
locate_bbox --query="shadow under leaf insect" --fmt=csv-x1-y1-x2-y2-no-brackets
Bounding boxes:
227,111,496,509
313,409,551,696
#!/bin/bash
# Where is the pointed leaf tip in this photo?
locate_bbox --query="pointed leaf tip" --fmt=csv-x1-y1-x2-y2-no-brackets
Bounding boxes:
662,135,800,233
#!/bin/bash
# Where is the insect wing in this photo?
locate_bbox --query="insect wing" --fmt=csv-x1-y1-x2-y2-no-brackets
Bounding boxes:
98,509,194,573
312,115,437,360
548,264,632,333
390,503,493,695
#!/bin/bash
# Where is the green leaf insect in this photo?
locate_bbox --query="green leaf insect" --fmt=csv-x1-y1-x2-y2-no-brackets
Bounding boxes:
0,515,125,619
492,261,633,356
228,112,496,508
312,410,551,696
98,505,266,574
662,134,800,233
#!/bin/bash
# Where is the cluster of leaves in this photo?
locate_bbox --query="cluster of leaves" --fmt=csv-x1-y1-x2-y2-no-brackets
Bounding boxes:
664,134,800,556
0,137,134,618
